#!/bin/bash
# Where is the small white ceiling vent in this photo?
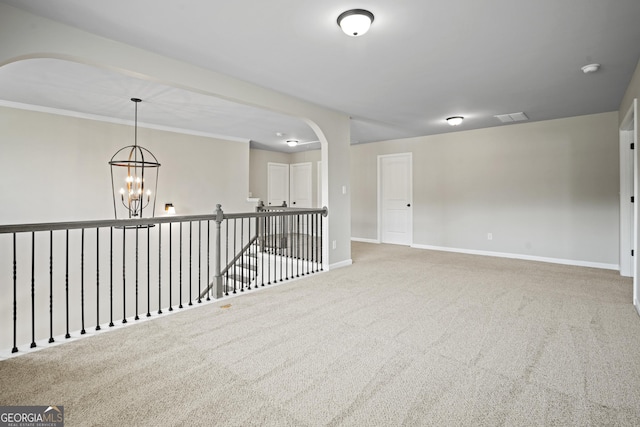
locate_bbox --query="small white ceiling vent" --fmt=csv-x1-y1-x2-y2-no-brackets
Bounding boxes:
494,112,528,123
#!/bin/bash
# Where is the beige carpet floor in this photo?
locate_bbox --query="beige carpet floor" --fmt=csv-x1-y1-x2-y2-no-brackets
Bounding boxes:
1,242,640,426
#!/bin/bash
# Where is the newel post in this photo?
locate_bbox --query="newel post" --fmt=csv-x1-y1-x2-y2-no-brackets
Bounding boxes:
214,204,224,299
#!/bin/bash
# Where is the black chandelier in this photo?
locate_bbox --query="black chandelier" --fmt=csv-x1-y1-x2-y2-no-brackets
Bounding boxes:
109,98,160,219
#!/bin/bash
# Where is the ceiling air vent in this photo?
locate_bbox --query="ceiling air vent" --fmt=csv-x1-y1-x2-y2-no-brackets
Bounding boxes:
494,112,528,123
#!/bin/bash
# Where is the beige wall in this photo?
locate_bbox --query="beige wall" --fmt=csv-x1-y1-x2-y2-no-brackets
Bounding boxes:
0,106,250,224
351,112,620,265
620,58,640,123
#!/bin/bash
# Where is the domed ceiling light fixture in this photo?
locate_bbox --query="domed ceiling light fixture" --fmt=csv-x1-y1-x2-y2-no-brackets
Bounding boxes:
286,139,299,147
446,116,464,126
581,63,600,74
109,98,160,219
337,9,374,37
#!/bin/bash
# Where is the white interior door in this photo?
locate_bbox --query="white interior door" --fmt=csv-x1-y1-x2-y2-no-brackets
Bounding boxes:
290,162,312,208
378,153,413,245
267,162,289,207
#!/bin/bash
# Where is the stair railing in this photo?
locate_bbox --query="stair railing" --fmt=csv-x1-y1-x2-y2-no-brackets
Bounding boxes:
211,204,328,298
0,204,328,354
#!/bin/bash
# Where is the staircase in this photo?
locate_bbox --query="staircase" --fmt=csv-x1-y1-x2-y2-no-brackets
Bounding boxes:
224,245,259,293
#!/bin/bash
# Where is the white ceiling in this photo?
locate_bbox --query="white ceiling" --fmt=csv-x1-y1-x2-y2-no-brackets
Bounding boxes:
1,0,640,152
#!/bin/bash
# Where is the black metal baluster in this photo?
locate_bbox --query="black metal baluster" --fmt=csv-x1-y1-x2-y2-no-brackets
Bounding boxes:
158,223,163,314
65,230,70,338
320,212,324,271
147,225,151,317
96,228,101,330
12,234,18,353
81,229,86,334
301,214,305,275
206,221,211,301
267,216,272,285
297,214,301,277
275,215,279,283
49,230,55,343
234,219,239,293
285,214,289,280
225,220,229,296
315,213,319,272
134,226,139,321
247,218,252,290
198,221,202,302
311,214,315,273
260,216,265,287
30,232,36,348
189,221,193,305
308,214,311,275
179,222,183,309
241,218,247,291
279,215,283,283
122,227,127,323
169,222,173,311
109,227,114,327
304,214,311,274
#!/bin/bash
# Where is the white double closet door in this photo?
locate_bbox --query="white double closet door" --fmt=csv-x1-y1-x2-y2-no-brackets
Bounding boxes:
267,162,312,208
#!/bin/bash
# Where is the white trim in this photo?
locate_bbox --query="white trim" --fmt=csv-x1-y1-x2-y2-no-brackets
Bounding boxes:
351,237,380,244
620,98,637,278
635,298,640,317
328,259,353,270
411,244,619,271
0,100,251,143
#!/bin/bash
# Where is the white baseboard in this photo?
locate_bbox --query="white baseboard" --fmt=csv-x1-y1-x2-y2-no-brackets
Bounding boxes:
635,299,640,318
351,237,380,244
328,259,353,270
410,244,619,271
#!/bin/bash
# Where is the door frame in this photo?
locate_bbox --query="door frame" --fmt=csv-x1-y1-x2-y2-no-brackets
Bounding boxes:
377,152,413,245
620,98,638,314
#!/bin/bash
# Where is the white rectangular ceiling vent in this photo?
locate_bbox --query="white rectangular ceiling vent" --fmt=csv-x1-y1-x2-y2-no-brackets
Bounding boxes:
494,112,528,123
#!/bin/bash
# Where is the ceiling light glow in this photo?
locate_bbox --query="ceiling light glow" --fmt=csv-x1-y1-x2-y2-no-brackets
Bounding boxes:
446,116,464,126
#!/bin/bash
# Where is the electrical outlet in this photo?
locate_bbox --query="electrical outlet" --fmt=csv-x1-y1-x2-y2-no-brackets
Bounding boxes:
487,233,493,241
332,240,337,249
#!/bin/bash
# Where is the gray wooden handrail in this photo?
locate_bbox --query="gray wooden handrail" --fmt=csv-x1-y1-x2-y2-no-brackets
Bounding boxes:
0,207,328,234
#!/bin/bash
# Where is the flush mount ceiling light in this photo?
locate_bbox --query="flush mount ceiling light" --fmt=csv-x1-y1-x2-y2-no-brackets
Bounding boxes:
337,9,374,37
446,116,464,126
581,63,600,74
286,139,299,147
